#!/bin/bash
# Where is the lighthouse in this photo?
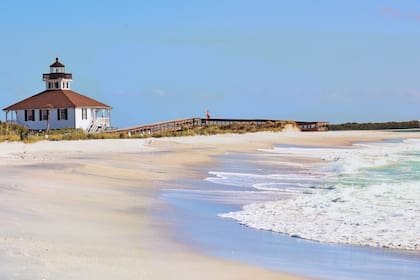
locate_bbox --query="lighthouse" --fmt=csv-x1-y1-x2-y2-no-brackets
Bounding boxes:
3,58,111,132
43,58,73,90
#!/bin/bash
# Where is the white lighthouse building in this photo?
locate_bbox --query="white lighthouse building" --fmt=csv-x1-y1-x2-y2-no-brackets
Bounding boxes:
3,58,111,132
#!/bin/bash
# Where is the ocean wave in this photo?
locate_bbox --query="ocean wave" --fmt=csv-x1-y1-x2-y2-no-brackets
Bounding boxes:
206,171,326,189
220,181,420,250
218,139,420,251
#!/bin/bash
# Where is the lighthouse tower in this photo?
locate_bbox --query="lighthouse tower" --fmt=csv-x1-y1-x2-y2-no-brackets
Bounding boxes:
42,57,73,90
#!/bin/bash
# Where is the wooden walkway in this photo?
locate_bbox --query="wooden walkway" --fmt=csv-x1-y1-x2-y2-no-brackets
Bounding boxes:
109,118,328,135
296,121,329,131
110,118,202,135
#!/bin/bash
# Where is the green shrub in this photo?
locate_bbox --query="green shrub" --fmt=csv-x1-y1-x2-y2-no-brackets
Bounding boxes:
329,120,420,130
0,119,301,143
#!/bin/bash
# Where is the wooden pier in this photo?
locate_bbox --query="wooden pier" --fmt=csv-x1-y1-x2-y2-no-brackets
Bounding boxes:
110,118,201,135
110,118,328,135
296,121,329,131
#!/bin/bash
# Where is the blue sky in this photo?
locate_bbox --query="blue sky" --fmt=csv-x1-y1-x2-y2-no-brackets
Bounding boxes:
1,1,420,127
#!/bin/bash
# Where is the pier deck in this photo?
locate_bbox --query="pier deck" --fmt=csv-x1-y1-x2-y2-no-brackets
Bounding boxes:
109,118,328,135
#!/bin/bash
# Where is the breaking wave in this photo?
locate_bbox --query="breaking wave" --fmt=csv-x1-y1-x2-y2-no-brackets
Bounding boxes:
216,139,420,250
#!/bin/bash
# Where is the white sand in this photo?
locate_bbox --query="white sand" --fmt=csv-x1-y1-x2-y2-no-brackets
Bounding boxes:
0,130,417,279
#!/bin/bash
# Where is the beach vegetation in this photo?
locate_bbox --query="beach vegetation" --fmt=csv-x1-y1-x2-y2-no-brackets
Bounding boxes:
0,120,296,143
0,121,30,142
329,120,420,131
152,120,295,137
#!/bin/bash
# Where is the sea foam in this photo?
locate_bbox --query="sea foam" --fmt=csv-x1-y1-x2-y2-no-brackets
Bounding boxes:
218,139,420,250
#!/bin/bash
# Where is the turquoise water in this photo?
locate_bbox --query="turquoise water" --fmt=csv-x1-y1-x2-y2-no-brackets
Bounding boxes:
161,138,420,279
221,139,420,250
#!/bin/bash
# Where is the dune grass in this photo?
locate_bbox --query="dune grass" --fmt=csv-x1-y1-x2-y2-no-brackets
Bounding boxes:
0,120,296,143
151,120,296,137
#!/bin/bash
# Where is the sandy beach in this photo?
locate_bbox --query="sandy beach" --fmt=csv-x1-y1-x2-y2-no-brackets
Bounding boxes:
1,130,418,280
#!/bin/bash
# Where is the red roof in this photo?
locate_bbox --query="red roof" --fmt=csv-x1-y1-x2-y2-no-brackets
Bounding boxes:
3,90,111,111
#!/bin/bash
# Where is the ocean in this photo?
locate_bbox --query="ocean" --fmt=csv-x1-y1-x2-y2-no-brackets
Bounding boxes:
161,137,420,280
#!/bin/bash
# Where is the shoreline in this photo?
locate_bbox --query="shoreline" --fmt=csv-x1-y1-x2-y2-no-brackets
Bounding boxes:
0,130,419,279
0,134,307,280
160,132,420,280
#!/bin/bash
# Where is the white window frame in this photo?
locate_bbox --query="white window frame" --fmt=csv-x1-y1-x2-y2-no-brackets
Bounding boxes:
82,108,88,120
57,108,68,120
40,109,49,121
25,110,35,121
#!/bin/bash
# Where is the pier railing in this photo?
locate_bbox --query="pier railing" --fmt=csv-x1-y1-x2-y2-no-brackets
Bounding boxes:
110,118,202,135
109,118,328,135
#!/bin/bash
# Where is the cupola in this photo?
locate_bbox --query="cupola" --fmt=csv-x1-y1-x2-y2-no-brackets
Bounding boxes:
42,57,73,90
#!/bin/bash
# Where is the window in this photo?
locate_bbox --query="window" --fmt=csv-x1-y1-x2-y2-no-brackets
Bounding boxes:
25,110,35,121
55,82,59,88
82,108,88,120
40,109,49,121
57,108,68,120
48,82,52,89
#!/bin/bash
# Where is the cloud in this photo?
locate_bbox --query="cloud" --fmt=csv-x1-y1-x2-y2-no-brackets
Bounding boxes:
153,89,167,97
380,7,401,17
380,6,420,22
394,88,420,100
413,13,420,22
380,6,400,17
